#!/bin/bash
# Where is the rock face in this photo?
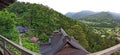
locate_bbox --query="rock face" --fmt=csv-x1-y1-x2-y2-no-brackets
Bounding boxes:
30,37,39,43
0,0,16,10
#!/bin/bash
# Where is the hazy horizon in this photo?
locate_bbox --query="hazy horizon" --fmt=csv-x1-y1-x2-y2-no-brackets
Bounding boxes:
18,0,120,14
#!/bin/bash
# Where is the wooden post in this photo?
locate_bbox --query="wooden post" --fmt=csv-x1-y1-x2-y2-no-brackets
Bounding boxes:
3,40,9,55
0,35,40,55
19,34,22,46
21,51,30,55
117,50,120,55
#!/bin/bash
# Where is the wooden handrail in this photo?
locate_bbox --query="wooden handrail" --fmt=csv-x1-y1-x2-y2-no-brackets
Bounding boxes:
0,35,41,55
1,34,120,55
88,44,120,55
88,42,120,55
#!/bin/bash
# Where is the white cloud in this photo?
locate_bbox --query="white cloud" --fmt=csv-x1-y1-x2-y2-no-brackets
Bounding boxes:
18,0,120,14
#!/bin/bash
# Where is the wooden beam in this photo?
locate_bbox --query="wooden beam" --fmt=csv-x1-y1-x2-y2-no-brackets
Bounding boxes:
0,3,7,7
0,0,9,6
0,0,16,10
0,35,40,55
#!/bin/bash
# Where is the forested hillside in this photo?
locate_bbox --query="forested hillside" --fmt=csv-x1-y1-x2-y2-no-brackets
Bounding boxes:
0,2,116,53
66,11,120,39
79,12,119,28
66,11,120,52
66,11,120,28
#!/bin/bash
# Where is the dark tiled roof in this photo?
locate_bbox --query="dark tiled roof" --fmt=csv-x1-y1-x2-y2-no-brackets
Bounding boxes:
0,0,16,10
55,47,87,55
40,28,89,55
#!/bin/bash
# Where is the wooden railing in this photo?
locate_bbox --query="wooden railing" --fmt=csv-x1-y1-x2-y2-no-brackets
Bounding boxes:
88,44,120,55
0,35,41,55
1,34,120,55
88,38,120,55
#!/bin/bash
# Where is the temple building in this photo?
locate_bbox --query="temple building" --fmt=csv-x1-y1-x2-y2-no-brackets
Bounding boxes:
40,28,89,55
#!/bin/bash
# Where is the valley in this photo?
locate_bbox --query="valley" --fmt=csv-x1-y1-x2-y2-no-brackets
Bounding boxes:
0,2,118,54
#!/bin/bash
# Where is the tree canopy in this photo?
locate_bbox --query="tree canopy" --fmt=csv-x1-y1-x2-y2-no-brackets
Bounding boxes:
0,2,115,52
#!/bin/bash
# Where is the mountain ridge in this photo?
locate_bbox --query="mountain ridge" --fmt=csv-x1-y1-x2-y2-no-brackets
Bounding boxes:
65,10,120,28
66,10,96,18
66,10,120,19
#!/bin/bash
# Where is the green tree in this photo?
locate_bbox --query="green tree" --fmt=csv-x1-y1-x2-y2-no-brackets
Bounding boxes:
0,10,17,39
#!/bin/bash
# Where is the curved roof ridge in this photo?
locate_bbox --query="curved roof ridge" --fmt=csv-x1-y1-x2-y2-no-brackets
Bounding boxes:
40,28,89,55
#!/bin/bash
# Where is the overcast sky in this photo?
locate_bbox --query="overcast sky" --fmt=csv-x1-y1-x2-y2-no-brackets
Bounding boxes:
18,0,120,14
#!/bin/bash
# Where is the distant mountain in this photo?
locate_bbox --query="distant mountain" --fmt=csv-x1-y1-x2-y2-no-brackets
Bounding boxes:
109,12,120,20
66,10,96,18
79,12,120,28
79,12,115,22
65,12,75,18
66,11,120,28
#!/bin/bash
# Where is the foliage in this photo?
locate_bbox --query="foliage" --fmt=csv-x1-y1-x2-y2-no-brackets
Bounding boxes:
66,11,118,52
22,36,40,53
0,2,115,53
6,2,90,44
0,10,17,39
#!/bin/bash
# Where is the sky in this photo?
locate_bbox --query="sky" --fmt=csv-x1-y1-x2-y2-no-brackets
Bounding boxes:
17,0,120,14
